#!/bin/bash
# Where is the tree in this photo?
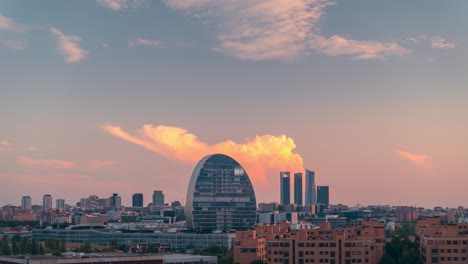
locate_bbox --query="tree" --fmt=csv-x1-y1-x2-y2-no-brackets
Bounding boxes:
60,239,67,253
147,243,159,254
38,244,45,255
31,238,39,255
20,237,31,254
1,236,11,255
81,242,92,253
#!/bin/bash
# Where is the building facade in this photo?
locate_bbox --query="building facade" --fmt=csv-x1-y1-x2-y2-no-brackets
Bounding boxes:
185,154,257,232
280,172,291,205
132,193,144,207
21,196,32,211
294,172,303,206
56,198,65,210
152,191,164,206
43,194,53,211
317,186,330,206
305,169,317,206
416,217,468,264
234,221,385,264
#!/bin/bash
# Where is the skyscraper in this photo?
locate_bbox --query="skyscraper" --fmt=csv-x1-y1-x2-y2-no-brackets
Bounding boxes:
280,171,291,205
185,154,257,232
110,193,121,208
43,194,52,211
153,190,164,206
56,199,65,210
21,196,32,211
132,193,144,207
305,169,317,206
294,172,303,206
317,186,329,206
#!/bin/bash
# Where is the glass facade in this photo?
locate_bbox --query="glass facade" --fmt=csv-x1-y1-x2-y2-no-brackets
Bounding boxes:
185,154,257,232
280,171,291,205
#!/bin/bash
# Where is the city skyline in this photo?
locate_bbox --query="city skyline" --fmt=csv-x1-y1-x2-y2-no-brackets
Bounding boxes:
1,1,467,208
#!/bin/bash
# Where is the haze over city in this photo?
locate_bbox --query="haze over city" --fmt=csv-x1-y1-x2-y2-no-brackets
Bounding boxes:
1,0,467,208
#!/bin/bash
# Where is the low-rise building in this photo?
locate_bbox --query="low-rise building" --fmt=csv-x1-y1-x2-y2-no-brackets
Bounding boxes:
234,221,385,264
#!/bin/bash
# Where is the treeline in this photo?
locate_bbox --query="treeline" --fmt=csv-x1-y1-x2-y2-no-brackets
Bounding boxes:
0,236,69,256
0,221,39,228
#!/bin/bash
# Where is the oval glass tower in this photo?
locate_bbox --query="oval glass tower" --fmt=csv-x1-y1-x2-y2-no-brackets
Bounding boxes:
185,154,257,232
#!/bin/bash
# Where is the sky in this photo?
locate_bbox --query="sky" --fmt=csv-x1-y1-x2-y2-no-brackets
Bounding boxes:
1,0,467,209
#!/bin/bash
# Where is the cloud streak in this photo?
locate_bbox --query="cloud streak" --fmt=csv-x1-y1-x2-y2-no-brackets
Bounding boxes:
96,0,146,12
395,149,432,169
408,35,457,49
0,15,26,32
102,124,304,185
164,0,408,61
129,38,164,48
17,156,116,171
51,27,88,63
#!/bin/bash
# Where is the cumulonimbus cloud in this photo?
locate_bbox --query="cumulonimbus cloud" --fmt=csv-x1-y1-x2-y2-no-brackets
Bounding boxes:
394,149,432,169
164,0,409,61
17,156,116,171
102,124,304,184
50,27,88,63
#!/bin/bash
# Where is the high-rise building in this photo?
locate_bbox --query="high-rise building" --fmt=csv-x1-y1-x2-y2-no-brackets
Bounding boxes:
88,195,99,209
305,169,317,206
80,198,89,209
152,190,164,206
110,193,121,208
317,186,329,206
185,154,257,232
56,199,65,210
294,172,303,206
280,171,291,205
21,196,32,210
132,193,144,207
43,194,52,211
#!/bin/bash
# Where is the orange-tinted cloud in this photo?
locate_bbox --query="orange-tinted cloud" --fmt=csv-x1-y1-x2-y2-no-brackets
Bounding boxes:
102,124,304,184
17,155,77,169
394,149,432,169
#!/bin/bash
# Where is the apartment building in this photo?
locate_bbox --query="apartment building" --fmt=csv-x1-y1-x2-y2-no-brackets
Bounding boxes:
234,221,385,264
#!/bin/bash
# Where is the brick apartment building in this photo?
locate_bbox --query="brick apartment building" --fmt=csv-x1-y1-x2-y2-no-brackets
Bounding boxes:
234,221,385,264
416,217,468,264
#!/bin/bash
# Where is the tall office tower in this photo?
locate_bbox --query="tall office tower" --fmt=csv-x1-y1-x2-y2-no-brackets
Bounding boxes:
305,169,317,206
153,190,165,206
294,172,303,206
21,196,32,210
56,199,65,210
280,171,291,205
317,186,330,206
110,193,122,208
132,193,144,207
43,194,53,211
80,198,90,209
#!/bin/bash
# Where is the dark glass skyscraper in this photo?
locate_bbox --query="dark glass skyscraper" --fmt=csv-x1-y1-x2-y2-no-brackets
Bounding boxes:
317,186,329,206
305,169,317,206
132,193,143,207
185,154,257,232
152,190,164,206
294,172,303,205
280,171,291,205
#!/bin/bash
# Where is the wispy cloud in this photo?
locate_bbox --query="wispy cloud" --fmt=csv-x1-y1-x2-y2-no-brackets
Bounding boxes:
50,27,88,63
96,0,146,12
16,156,116,171
102,123,303,185
164,0,409,61
311,35,410,60
0,15,26,32
129,38,164,48
395,149,432,169
408,35,457,49
0,140,36,153
17,155,78,169
0,40,27,51
84,160,116,171
99,42,110,48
